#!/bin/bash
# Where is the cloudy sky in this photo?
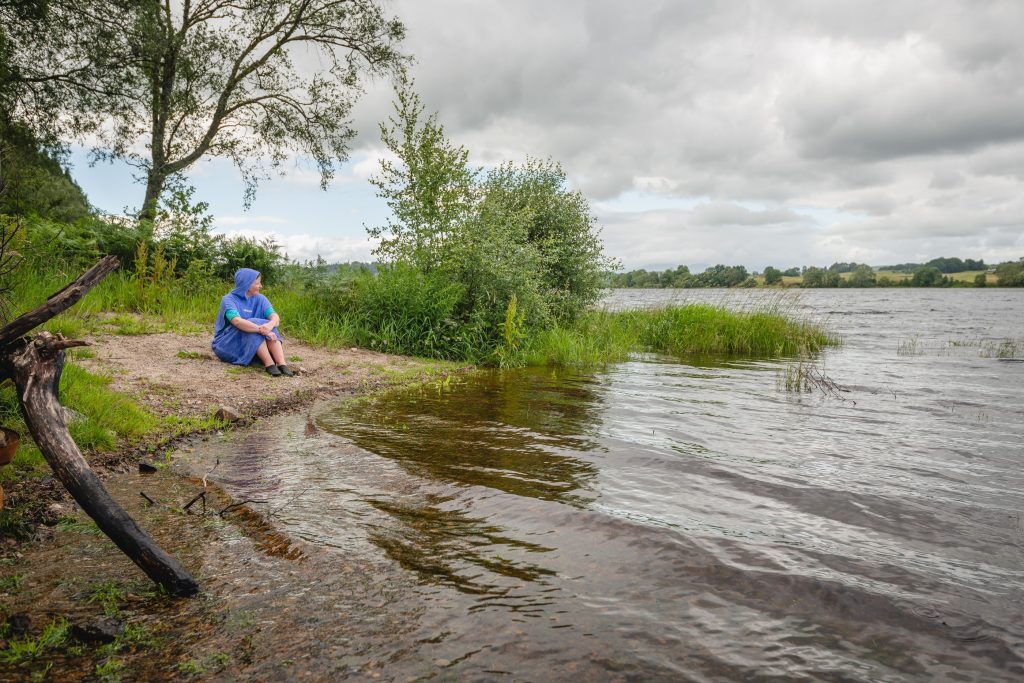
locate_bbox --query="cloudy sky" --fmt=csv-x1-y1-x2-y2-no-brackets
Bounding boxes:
70,0,1024,271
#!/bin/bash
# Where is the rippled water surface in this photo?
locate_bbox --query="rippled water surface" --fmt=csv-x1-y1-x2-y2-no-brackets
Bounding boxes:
192,289,1024,681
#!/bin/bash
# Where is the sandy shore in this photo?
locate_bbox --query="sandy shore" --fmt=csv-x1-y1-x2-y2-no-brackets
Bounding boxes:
75,331,454,422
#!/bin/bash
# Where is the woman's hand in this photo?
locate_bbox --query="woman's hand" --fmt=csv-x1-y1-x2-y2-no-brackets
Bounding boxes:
256,322,275,339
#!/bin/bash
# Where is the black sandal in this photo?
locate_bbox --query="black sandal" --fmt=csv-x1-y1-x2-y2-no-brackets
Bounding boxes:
265,364,282,377
277,364,295,377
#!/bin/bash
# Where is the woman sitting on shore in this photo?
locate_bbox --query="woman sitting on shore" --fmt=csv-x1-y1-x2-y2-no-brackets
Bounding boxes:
212,268,294,377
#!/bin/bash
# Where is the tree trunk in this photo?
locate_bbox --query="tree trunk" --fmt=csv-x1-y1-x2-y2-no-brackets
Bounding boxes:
0,256,199,597
139,170,165,222
6,334,199,596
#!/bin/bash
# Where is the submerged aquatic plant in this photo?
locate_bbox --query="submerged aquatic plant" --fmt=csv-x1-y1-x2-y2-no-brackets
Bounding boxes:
896,336,1021,359
897,336,924,356
778,360,848,400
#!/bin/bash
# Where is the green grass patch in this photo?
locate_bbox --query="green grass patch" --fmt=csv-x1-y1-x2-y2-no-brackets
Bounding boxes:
60,364,156,448
0,573,25,592
1,362,160,484
104,314,157,336
364,359,465,386
1,617,70,666
0,507,34,539
95,657,125,682
84,580,127,617
55,516,104,536
522,304,837,366
178,652,230,677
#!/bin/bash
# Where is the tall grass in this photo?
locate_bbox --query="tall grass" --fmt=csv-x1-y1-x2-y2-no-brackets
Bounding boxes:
9,256,222,336
522,304,837,366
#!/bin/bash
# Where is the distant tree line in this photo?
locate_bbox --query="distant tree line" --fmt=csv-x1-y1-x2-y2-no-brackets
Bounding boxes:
608,257,1024,288
876,257,986,273
606,264,756,289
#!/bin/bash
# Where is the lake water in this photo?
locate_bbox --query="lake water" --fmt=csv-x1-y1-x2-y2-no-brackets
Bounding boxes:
190,288,1024,681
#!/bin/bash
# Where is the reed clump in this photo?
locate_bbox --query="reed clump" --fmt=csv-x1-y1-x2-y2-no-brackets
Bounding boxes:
523,304,838,366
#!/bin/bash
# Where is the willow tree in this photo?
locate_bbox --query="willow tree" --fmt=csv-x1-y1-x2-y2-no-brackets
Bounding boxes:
85,0,407,219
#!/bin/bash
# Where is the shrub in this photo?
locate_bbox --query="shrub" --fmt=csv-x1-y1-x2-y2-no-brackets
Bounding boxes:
911,266,946,287
995,261,1024,286
216,234,284,282
475,159,614,321
347,264,473,359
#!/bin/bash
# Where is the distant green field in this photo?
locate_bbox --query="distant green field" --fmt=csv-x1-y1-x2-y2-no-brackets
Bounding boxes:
873,269,995,284
757,270,998,286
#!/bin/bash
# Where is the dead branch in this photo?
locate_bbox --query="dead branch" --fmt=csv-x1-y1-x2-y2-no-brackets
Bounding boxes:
219,499,268,517
183,491,206,513
201,458,220,489
0,255,118,350
4,333,198,596
0,255,199,597
804,365,853,403
266,487,311,520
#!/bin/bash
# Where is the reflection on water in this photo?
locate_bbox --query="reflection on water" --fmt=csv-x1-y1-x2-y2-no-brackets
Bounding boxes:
318,368,604,506
364,491,558,596
186,289,1024,681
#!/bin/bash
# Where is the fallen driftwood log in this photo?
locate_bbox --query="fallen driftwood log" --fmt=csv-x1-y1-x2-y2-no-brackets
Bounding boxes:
0,256,199,596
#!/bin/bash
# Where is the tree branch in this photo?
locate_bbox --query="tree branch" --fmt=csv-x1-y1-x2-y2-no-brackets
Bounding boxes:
4,333,199,596
0,255,118,350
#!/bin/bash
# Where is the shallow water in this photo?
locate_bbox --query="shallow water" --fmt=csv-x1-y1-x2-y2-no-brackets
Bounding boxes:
189,288,1024,681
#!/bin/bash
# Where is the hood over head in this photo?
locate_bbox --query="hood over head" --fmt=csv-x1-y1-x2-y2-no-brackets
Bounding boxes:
231,268,261,298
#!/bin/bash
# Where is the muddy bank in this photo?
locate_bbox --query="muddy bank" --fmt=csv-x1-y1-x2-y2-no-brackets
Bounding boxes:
0,332,467,681
1,468,431,681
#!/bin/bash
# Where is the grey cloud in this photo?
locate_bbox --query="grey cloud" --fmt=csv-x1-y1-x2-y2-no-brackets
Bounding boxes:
840,194,898,217
691,203,805,226
781,77,1024,162
929,169,965,189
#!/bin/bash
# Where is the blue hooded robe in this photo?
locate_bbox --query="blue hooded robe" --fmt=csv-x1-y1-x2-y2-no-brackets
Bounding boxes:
212,268,282,365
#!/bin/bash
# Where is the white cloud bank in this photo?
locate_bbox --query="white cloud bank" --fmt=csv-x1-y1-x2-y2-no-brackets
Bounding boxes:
217,228,379,264
341,0,1024,269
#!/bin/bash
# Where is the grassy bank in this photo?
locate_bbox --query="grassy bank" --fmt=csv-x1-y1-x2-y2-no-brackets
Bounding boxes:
10,258,837,367
0,356,225,540
11,256,838,368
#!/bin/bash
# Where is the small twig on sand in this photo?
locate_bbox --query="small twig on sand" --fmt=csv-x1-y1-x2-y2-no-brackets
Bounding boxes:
265,487,311,520
218,499,268,517
202,458,220,489
183,491,206,513
139,492,157,506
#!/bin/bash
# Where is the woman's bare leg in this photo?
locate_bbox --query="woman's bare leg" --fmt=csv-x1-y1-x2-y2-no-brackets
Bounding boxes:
267,338,286,365
254,341,273,367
